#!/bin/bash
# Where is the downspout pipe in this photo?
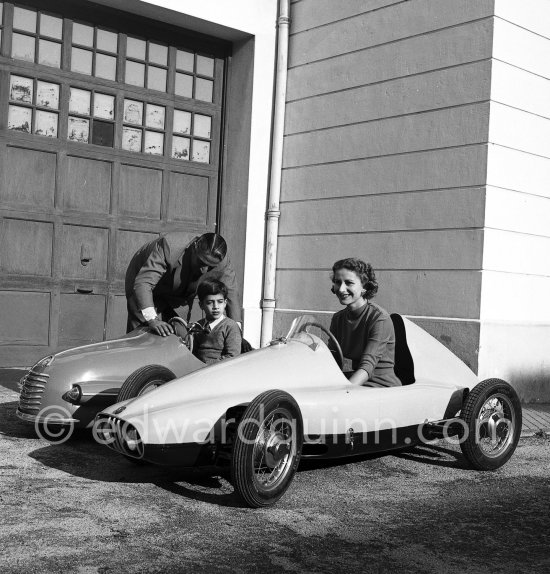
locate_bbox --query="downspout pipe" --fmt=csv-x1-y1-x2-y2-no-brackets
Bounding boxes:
260,0,290,347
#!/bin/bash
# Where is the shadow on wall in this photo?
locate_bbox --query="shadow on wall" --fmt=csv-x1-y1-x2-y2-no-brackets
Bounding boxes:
505,368,550,404
407,317,479,374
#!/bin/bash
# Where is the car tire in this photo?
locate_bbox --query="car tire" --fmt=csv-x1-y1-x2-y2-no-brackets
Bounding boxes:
231,390,303,508
460,378,522,471
117,365,176,402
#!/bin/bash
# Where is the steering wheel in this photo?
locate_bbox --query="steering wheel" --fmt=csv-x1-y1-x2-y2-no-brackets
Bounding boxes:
169,317,193,352
297,322,344,370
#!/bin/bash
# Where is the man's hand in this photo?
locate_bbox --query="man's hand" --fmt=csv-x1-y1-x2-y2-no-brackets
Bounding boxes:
147,319,174,337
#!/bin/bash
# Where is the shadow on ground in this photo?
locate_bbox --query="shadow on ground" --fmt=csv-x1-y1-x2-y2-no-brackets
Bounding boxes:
0,368,26,393
392,442,469,469
299,441,467,471
28,432,242,507
0,400,42,440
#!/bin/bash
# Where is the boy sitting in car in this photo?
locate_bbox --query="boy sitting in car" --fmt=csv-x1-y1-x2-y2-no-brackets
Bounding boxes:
192,278,242,364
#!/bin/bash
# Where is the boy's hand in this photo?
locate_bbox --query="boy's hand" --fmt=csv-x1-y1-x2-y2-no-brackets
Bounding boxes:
147,319,174,337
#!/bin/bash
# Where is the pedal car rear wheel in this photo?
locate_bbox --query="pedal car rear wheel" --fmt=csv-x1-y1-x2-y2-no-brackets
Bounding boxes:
231,390,303,508
117,365,176,402
460,378,522,470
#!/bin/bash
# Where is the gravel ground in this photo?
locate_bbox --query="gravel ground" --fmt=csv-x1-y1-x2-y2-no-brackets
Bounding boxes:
1,377,549,574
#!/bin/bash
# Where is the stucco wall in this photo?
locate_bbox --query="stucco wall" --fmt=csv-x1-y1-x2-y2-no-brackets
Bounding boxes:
277,0,495,371
479,0,550,401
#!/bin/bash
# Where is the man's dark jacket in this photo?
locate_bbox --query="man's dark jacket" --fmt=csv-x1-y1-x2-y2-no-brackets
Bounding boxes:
125,232,241,331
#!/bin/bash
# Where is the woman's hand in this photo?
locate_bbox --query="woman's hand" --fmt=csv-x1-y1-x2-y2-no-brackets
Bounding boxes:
348,368,370,386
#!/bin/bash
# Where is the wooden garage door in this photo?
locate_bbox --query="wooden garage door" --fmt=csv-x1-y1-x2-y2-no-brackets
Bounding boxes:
0,1,230,366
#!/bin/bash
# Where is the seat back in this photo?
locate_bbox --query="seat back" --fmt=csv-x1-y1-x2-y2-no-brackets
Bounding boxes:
390,313,415,385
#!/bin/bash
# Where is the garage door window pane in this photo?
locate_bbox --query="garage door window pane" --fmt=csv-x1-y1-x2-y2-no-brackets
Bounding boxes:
195,78,213,103
145,104,165,130
10,75,33,103
40,14,63,39
94,94,115,119
126,61,145,87
127,36,146,60
192,140,210,163
173,110,191,135
13,6,36,33
35,110,58,137
36,81,59,109
196,55,214,77
73,22,93,47
38,39,61,67
176,50,193,72
144,131,163,155
194,114,211,139
147,66,166,92
91,120,114,147
124,100,143,125
172,136,190,160
97,29,117,53
149,43,167,66
69,88,91,115
68,116,89,142
122,127,142,151
8,105,32,132
12,33,35,61
175,73,193,98
71,47,93,75
96,53,116,80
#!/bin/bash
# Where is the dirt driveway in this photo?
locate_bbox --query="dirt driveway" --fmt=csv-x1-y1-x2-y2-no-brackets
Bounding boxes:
1,370,549,574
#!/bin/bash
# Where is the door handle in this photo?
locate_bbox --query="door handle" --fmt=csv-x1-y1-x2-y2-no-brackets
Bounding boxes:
76,286,93,294
80,244,93,266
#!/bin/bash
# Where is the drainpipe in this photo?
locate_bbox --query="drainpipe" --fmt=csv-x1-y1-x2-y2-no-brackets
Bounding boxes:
260,0,290,347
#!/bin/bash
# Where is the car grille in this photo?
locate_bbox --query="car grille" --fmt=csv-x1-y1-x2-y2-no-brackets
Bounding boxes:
95,415,144,459
18,370,49,415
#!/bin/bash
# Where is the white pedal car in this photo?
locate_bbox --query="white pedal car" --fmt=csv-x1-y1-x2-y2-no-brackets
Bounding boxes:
95,315,522,508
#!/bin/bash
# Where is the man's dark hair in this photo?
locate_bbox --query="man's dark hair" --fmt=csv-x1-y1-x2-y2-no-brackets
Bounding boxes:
197,278,228,302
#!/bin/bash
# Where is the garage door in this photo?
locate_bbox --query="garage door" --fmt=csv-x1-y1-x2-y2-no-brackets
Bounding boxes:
0,1,230,366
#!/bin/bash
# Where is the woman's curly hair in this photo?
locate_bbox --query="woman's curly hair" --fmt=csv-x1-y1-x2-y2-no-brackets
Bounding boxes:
331,257,378,299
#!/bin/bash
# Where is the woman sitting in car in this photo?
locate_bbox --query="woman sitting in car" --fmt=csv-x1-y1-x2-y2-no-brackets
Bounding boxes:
328,257,401,387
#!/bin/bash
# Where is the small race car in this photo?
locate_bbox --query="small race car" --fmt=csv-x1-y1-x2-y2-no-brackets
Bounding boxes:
95,314,522,508
16,318,205,433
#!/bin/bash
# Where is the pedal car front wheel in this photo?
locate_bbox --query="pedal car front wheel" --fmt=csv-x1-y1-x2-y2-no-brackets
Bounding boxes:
231,390,303,508
117,364,176,402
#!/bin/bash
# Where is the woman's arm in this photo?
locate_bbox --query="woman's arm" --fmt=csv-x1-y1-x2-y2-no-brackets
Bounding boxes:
348,368,370,385
352,315,393,383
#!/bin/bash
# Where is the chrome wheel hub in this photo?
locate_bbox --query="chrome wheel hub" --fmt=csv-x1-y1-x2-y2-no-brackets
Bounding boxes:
252,408,295,492
477,394,516,457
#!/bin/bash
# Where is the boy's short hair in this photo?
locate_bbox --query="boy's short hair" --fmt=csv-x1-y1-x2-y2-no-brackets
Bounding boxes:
197,278,228,302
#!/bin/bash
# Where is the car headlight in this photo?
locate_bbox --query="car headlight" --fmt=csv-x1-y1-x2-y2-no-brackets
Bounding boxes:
62,385,82,404
33,355,54,370
125,428,140,451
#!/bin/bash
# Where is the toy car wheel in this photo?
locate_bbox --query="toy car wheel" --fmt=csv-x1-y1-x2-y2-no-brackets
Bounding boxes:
231,390,303,508
460,378,522,470
117,365,176,402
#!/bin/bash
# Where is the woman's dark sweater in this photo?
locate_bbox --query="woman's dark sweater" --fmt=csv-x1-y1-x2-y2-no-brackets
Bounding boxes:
329,302,401,387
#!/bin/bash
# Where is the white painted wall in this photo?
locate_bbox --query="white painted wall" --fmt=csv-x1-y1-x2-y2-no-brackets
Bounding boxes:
100,0,279,346
480,1,550,399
